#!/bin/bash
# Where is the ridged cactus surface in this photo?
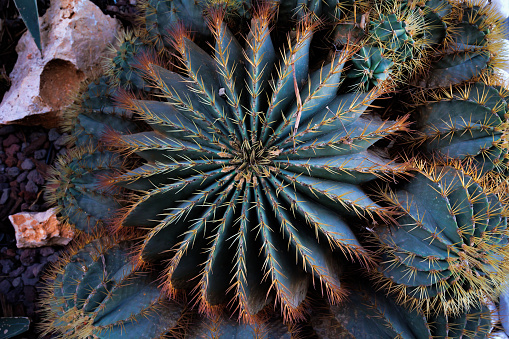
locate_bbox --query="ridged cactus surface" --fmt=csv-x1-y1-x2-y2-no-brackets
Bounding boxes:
45,146,123,234
373,163,509,314
39,234,187,338
105,7,409,321
414,82,509,174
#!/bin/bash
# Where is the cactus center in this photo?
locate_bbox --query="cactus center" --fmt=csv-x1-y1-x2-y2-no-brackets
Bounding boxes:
227,140,282,182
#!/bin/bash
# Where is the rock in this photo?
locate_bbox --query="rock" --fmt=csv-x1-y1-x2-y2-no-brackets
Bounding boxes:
21,270,39,286
0,126,15,136
20,249,37,266
0,188,9,204
0,259,14,274
27,169,44,185
39,247,54,256
12,277,22,288
21,158,34,170
0,0,121,127
5,144,20,158
9,266,25,278
0,279,12,294
8,208,74,248
25,180,38,193
47,253,60,263
6,167,20,177
16,171,28,183
3,134,20,148
53,134,68,149
493,332,509,339
48,128,60,142
29,262,46,277
34,149,47,160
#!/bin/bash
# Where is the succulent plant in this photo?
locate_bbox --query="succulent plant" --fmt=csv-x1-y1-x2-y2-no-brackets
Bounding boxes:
310,282,494,338
44,145,124,234
101,7,411,322
372,162,509,315
310,282,432,338
0,317,30,339
412,81,509,175
38,233,188,338
187,310,298,338
139,0,251,51
418,0,506,88
345,46,394,90
62,76,140,148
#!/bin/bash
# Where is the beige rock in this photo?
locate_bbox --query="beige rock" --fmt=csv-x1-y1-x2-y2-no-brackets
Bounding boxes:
8,208,74,248
0,0,120,128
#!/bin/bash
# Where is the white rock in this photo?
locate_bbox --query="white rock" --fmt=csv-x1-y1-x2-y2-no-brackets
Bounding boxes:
0,0,120,127
8,208,74,248
492,332,509,339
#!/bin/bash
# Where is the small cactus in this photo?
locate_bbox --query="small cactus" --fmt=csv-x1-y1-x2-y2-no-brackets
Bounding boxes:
372,161,509,315
44,145,124,234
38,232,188,338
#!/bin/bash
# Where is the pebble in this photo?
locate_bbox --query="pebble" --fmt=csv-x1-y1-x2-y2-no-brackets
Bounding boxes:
16,170,28,182
25,180,38,193
0,279,12,294
54,134,68,149
27,169,44,185
6,166,19,177
21,158,34,170
12,277,22,288
48,128,60,142
3,134,20,147
20,249,37,266
34,149,47,160
0,188,9,204
47,253,60,263
21,270,39,286
40,247,55,256
30,263,46,277
0,259,14,274
8,266,24,278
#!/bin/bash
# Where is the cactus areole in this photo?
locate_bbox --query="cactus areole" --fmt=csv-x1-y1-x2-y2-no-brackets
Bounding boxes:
105,7,407,321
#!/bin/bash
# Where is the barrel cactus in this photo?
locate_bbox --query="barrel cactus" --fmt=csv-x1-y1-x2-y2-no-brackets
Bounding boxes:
418,0,506,88
38,233,188,338
372,161,509,315
44,145,124,234
310,282,494,338
412,81,509,175
102,6,409,322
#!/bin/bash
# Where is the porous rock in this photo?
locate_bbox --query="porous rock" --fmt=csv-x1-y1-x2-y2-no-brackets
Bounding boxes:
0,0,120,127
8,208,74,248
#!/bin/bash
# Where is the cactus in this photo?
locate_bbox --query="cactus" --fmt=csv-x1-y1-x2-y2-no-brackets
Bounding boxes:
187,310,298,338
418,0,506,88
139,0,251,51
372,162,509,315
310,283,493,338
310,282,432,338
101,6,410,322
62,76,140,148
38,233,188,338
336,0,452,91
412,81,509,175
44,145,124,234
345,46,394,90
0,317,30,339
